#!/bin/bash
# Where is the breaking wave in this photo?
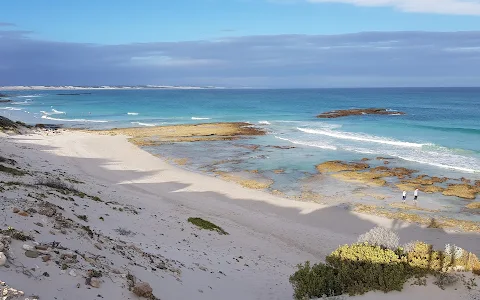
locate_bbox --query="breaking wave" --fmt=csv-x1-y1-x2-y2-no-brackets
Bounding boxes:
41,115,108,123
297,127,424,148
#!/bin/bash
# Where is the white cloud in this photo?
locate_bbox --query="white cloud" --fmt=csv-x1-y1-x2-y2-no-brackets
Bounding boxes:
306,0,480,15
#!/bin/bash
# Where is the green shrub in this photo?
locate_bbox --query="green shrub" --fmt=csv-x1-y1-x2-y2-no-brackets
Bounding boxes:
289,261,344,300
290,232,480,299
327,244,409,295
0,165,26,176
188,217,228,235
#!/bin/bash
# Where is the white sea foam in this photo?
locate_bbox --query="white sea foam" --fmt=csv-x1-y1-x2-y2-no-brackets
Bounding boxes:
0,107,22,111
11,101,32,105
127,112,139,115
18,95,42,98
131,122,156,127
41,115,108,123
274,136,337,150
341,145,480,173
191,117,211,120
40,109,65,115
396,156,478,173
258,121,271,125
297,127,424,148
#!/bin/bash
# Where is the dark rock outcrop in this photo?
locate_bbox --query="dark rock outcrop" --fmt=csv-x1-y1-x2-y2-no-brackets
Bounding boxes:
317,108,405,118
0,116,19,130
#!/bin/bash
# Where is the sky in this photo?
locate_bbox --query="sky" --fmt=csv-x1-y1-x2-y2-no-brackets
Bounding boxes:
1,0,480,87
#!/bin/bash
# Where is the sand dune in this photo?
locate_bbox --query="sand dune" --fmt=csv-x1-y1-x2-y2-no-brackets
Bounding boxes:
0,130,478,300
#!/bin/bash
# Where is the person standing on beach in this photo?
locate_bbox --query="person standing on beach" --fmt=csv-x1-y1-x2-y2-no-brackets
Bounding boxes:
413,188,419,205
402,191,407,203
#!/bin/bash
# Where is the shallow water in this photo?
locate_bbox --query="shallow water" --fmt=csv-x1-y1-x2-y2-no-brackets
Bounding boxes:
2,88,479,221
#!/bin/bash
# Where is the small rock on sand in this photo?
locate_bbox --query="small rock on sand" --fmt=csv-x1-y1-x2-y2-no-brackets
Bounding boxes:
132,282,153,298
18,211,29,217
39,207,56,217
22,244,35,251
12,207,20,213
24,250,40,258
0,252,6,266
42,254,51,262
90,278,101,288
69,270,77,277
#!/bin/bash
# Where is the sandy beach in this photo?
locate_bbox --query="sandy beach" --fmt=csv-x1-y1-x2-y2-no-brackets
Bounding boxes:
1,128,479,300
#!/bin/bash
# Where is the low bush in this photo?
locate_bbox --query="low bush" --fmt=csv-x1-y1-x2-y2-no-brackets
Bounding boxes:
327,244,409,295
188,217,228,235
290,229,480,299
0,165,26,176
289,262,343,299
76,215,88,222
357,226,399,250
37,178,76,192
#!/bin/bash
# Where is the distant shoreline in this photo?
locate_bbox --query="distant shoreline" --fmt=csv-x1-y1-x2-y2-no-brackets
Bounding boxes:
0,85,225,91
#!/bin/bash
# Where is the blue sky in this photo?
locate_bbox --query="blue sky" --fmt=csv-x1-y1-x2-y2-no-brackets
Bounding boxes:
1,0,480,87
4,0,480,43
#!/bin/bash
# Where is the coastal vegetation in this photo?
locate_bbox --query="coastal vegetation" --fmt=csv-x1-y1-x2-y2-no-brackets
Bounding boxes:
290,227,480,299
0,165,27,176
187,217,229,235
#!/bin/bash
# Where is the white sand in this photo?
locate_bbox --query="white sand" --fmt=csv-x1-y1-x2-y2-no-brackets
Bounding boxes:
0,130,479,300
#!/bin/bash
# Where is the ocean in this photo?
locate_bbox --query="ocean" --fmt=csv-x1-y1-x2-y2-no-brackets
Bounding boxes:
1,88,479,219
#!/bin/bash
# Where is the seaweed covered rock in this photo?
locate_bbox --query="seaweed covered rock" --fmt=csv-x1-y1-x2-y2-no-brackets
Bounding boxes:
317,108,405,118
316,161,369,173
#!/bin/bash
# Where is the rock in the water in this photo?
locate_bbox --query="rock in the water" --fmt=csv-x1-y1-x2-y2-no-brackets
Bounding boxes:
0,252,6,266
317,108,406,118
132,282,153,298
24,250,40,258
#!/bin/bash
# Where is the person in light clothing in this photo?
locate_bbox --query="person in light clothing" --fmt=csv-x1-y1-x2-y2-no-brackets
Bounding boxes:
413,188,419,205
402,191,407,203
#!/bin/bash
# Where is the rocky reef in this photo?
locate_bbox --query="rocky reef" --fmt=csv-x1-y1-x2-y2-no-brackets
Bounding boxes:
316,161,369,173
315,160,479,200
96,122,266,146
316,108,405,118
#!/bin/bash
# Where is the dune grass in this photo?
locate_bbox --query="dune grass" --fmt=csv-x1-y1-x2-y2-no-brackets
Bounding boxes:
0,164,26,176
188,217,228,235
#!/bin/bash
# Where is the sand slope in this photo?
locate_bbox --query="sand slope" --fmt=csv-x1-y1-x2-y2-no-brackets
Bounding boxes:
1,130,479,300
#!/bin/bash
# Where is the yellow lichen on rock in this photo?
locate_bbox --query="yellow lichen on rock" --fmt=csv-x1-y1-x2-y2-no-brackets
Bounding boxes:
316,161,369,173
442,184,479,199
91,122,265,146
332,171,387,186
466,202,480,209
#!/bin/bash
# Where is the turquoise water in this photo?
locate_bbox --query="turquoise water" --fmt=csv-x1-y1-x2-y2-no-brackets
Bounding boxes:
2,88,479,175
2,88,480,219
